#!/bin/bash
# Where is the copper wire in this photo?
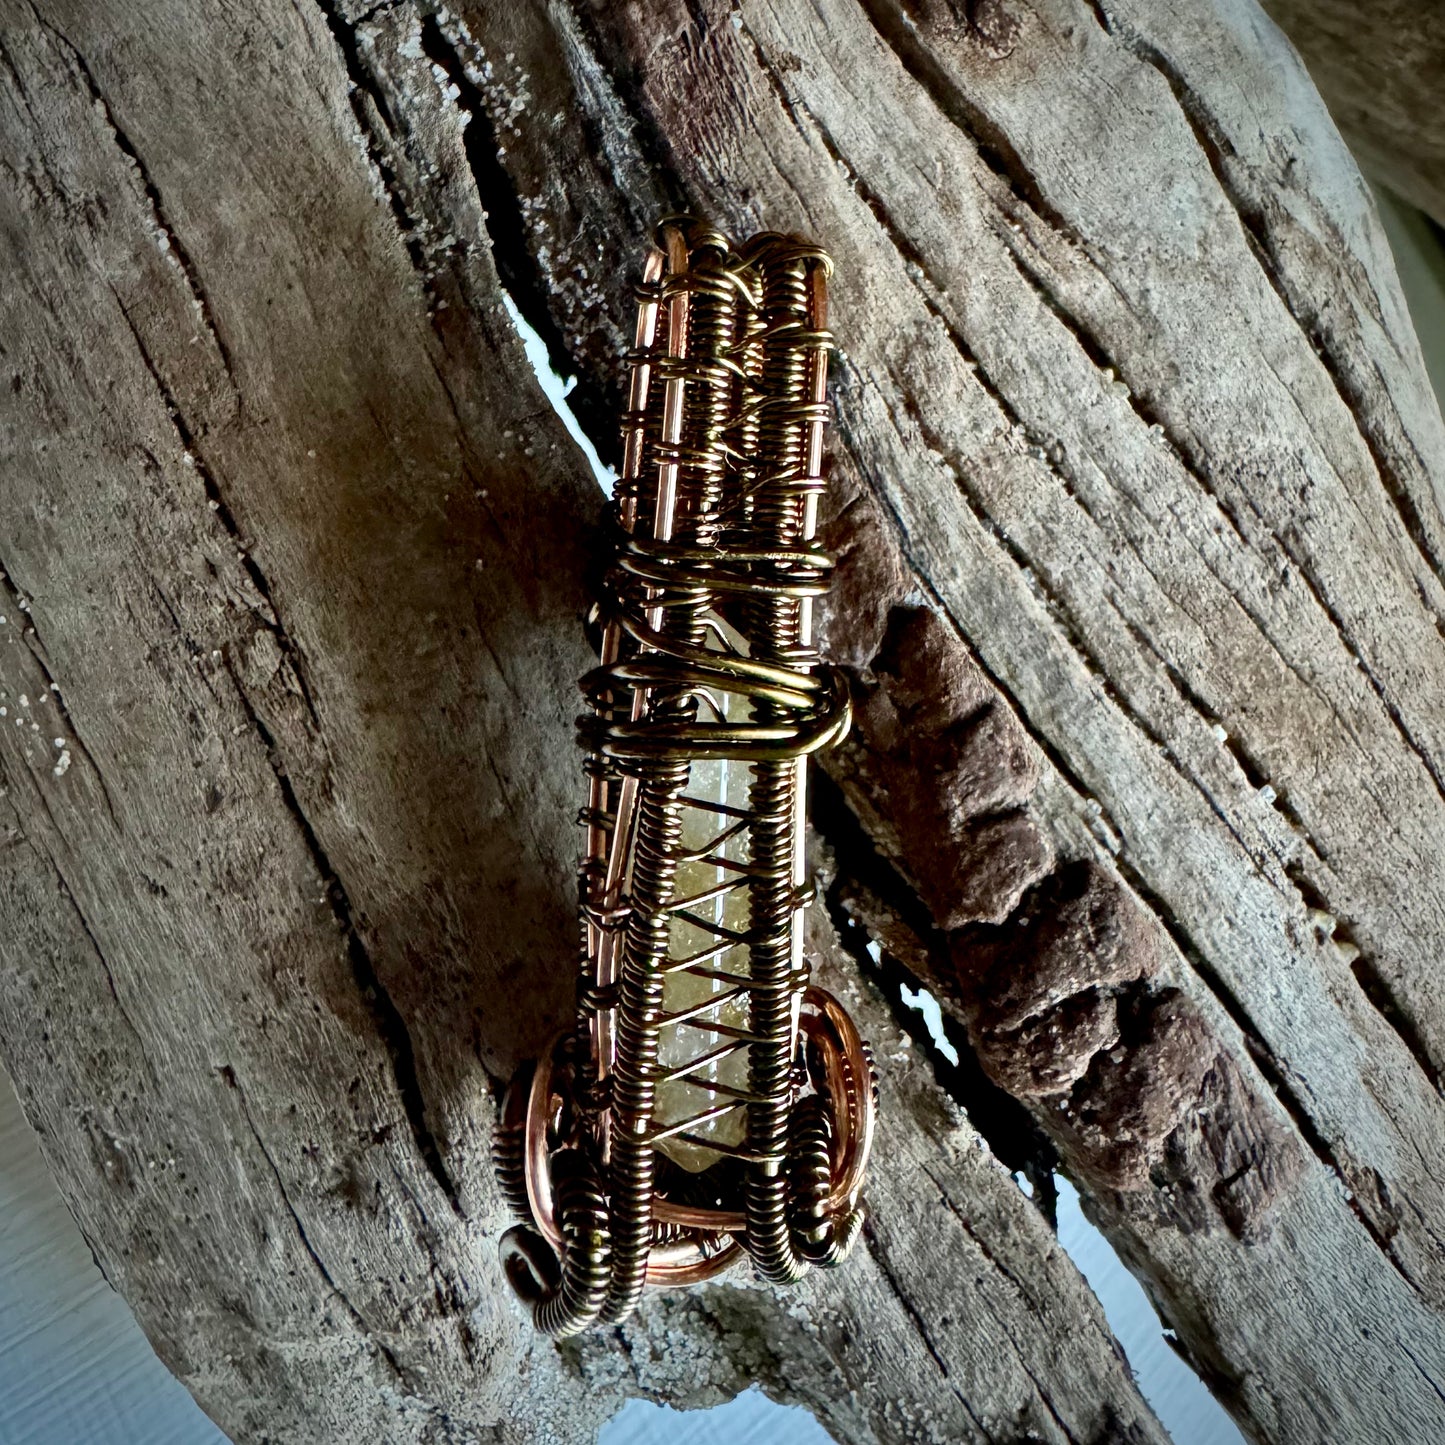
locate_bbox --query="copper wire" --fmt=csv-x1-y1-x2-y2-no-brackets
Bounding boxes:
496,218,876,1334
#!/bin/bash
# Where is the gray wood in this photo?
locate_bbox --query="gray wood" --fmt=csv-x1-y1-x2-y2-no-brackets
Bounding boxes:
1259,0,1445,227
1,0,1442,1443
0,2,1172,1442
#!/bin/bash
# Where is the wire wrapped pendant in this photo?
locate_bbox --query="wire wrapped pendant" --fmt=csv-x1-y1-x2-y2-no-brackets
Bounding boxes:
496,217,877,1335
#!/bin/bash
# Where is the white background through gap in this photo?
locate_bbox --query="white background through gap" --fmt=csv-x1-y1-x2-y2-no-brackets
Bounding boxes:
0,186,1439,1441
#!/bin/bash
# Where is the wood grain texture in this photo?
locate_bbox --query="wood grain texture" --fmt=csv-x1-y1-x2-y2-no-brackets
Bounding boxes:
0,1,1172,1441
441,3,1445,1437
1259,0,1445,227
2,0,1443,1441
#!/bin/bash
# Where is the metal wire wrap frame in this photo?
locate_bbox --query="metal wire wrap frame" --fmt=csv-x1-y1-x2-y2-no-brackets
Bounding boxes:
496,217,876,1332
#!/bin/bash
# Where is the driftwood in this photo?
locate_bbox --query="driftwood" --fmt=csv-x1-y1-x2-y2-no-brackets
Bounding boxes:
1259,0,1445,227
2,1,1443,1442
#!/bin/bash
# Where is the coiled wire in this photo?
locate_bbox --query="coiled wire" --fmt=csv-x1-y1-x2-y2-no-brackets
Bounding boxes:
496,218,872,1331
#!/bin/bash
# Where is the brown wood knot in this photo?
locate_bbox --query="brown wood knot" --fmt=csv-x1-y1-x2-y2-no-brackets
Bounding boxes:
953,863,1303,1238
901,0,1021,61
826,600,1055,928
817,467,1301,1237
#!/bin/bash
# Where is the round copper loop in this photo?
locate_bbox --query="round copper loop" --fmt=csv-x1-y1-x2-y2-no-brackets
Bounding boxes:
801,986,875,1215
523,1038,563,1251
645,1239,745,1287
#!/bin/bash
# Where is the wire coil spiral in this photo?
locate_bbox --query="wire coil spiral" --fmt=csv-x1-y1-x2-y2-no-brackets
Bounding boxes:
496,218,876,1335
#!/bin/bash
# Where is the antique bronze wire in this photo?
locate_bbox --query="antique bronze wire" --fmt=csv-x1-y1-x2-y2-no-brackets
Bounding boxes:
494,217,876,1335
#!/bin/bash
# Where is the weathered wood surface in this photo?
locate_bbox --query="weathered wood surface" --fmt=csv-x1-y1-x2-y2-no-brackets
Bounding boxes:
450,0,1445,1438
1259,0,1445,227
2,1,1444,1443
0,2,1176,1442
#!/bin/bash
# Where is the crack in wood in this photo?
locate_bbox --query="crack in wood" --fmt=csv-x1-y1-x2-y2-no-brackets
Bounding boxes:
734,9,1090,488
814,769,1061,1190
925,1163,1176,1445
1344,948,1444,1099
859,1216,999,1442
30,7,239,398
1087,0,1445,599
418,16,583,422
854,0,1087,253
1281,859,1444,1098
0,562,121,831
418,3,670,469
870,379,1204,810
1102,845,1423,1282
1281,540,1445,815
975,230,1263,562
309,0,447,312
923,1165,1035,1308
28,834,150,1064
1401,1339,1445,1411
1117,611,1317,851
217,1062,409,1382
106,286,324,739
219,658,464,1217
